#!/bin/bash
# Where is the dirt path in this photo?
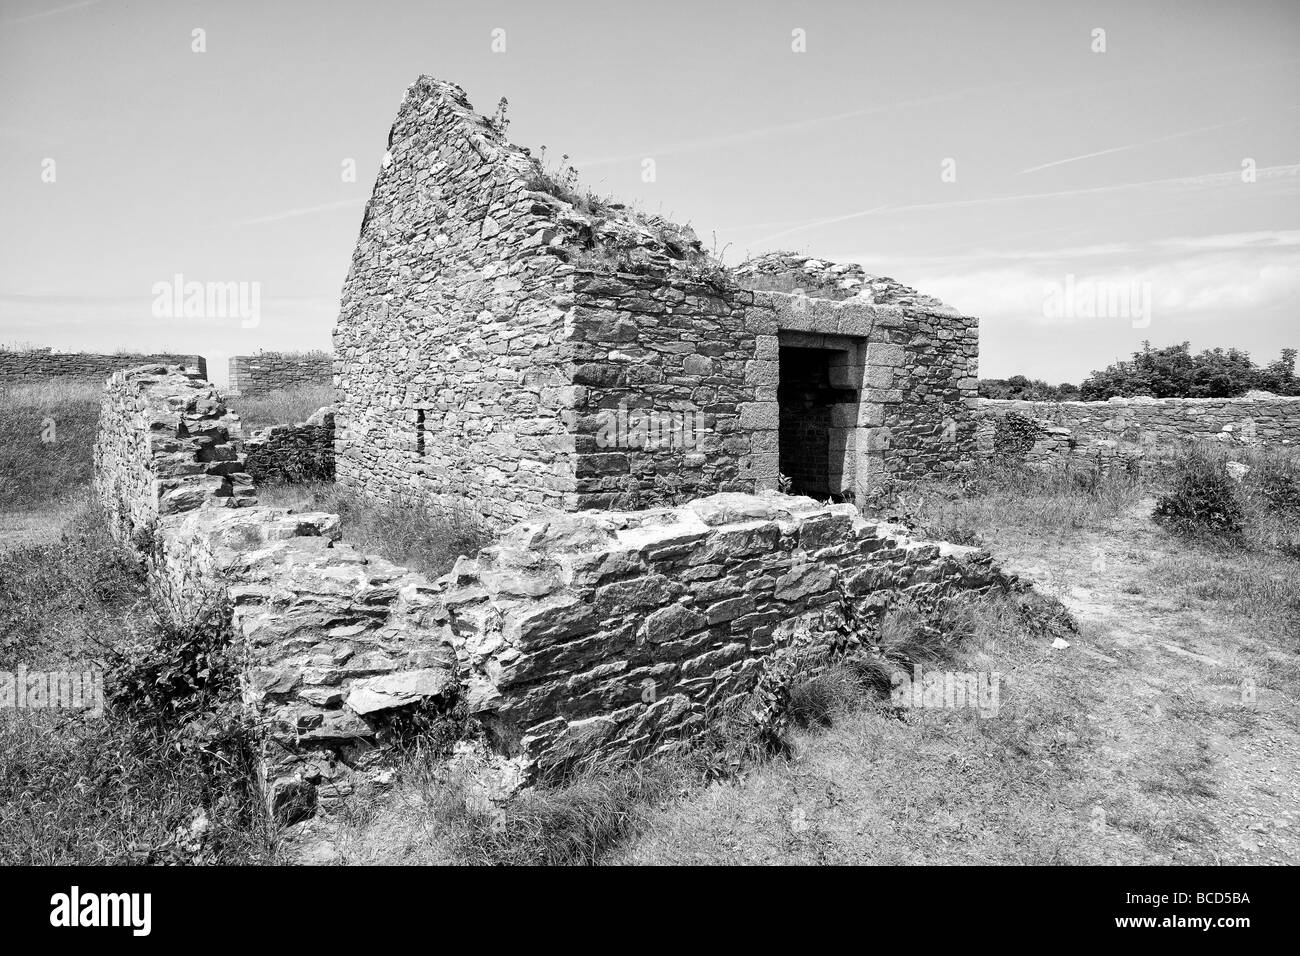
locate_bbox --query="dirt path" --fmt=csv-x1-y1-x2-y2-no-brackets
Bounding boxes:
989,498,1299,864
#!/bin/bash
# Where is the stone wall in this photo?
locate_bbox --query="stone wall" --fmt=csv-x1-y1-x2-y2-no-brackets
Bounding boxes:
227,352,333,396
96,365,454,815
2,350,206,385
95,364,1010,815
569,269,757,510
442,493,1007,779
333,77,577,527
333,77,980,526
242,406,335,483
93,364,255,543
976,395,1300,468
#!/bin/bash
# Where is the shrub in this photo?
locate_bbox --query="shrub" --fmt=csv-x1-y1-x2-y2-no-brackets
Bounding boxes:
1153,447,1244,538
0,506,270,865
992,412,1046,462
1080,341,1299,399
979,376,1080,401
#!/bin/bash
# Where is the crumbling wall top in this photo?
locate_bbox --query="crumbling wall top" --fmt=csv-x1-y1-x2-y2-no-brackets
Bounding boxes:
733,251,955,313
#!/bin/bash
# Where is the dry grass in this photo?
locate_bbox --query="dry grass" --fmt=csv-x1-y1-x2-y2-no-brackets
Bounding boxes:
0,501,272,865
0,379,102,512
227,384,334,431
0,498,142,669
258,481,490,579
605,460,1299,865
870,462,1147,545
610,587,1101,865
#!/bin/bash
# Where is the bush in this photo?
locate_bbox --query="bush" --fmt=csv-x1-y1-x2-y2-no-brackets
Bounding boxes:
1153,448,1244,538
992,412,1046,461
0,507,270,864
1081,341,1299,400
979,376,1080,401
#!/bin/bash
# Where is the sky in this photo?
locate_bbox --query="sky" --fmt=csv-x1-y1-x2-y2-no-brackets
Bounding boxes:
1,0,1297,388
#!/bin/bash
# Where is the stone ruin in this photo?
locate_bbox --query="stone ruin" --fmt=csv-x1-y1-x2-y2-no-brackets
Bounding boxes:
334,76,980,528
95,363,1009,819
90,78,1010,822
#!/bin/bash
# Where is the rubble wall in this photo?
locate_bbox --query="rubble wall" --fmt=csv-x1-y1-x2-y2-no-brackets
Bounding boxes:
242,406,335,483
976,395,1300,467
227,352,333,396
2,350,206,385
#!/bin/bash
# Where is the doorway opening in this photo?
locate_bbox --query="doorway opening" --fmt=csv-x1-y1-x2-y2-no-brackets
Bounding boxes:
777,346,858,500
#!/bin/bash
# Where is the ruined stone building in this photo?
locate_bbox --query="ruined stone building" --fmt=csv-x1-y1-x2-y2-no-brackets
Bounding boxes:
334,77,979,526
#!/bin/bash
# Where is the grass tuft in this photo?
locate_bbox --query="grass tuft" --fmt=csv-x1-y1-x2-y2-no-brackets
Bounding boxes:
258,481,491,578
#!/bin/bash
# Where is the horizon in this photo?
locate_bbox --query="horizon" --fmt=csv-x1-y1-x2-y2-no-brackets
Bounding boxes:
2,0,1297,389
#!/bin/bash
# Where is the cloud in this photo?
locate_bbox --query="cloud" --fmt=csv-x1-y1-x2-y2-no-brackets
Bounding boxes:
894,243,1300,327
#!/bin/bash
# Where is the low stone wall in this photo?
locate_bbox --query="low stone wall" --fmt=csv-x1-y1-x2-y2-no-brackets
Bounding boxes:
228,352,333,396
976,395,1300,468
96,365,449,815
2,350,206,385
242,406,335,483
442,493,1008,778
96,365,1011,818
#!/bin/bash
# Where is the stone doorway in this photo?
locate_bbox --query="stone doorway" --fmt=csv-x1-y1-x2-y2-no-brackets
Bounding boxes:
777,345,861,500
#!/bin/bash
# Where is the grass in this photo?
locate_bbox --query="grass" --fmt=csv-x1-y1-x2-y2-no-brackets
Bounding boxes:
867,461,1147,544
0,498,142,669
0,501,273,865
572,456,1298,865
226,384,334,431
258,481,491,579
318,586,1063,865
0,379,102,512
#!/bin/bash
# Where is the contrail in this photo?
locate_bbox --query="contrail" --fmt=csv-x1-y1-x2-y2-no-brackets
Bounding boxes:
0,0,100,25
236,198,364,226
734,164,1300,245
1018,118,1248,174
572,82,1025,169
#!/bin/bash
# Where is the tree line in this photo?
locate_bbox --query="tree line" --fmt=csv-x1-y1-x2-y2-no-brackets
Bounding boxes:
979,342,1299,401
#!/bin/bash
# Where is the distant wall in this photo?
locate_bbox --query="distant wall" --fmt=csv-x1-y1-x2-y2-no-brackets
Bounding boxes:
976,395,1300,467
228,352,333,395
1,350,206,385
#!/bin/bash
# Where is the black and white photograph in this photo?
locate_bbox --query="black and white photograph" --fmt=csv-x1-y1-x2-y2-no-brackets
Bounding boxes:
0,0,1293,926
